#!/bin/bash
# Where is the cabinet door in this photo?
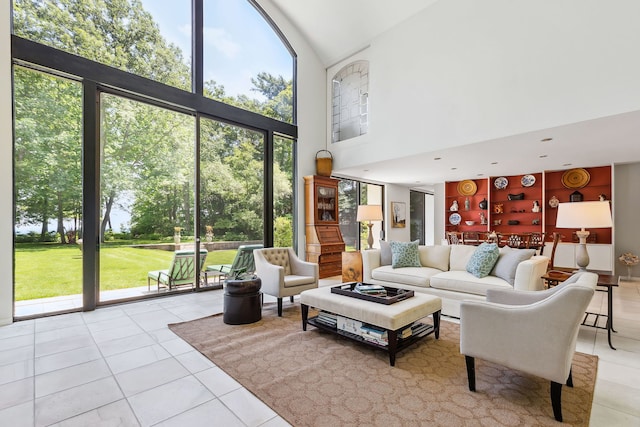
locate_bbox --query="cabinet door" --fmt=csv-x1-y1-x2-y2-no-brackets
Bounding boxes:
316,184,337,223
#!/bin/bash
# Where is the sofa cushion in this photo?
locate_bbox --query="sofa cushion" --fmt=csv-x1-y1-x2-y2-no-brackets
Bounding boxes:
491,246,536,285
390,240,421,268
371,265,441,288
430,270,512,296
380,240,392,266
466,243,499,278
419,245,451,271
449,245,478,271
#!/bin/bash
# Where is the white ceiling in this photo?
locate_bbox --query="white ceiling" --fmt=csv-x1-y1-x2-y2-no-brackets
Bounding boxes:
267,0,640,188
269,0,440,67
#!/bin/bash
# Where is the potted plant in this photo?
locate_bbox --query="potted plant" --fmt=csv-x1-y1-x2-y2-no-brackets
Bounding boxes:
619,252,639,280
174,226,182,244
205,225,214,242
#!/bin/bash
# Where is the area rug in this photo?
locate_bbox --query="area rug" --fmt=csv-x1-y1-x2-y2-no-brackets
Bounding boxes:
169,304,597,426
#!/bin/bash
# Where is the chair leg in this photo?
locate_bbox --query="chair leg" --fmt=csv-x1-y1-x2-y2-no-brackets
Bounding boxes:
465,356,476,392
277,298,283,317
551,381,563,422
567,369,573,387
290,295,294,303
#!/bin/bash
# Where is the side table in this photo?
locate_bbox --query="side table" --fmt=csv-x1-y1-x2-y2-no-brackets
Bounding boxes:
342,251,363,282
542,271,619,350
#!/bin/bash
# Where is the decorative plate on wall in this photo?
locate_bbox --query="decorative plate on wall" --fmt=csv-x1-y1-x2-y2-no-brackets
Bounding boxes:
457,180,477,196
521,174,536,187
494,177,508,190
449,213,462,225
562,168,590,189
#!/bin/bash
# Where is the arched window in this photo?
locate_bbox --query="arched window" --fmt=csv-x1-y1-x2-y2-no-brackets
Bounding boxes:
332,60,369,142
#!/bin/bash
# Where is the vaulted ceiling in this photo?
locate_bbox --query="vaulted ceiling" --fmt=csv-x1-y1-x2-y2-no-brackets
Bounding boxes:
266,1,640,187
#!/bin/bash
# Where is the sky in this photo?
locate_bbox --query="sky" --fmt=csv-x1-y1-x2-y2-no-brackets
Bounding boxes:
140,0,293,100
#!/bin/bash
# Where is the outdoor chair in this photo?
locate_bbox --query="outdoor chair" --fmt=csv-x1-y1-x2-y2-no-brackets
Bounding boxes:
253,247,318,316
147,249,208,291
460,271,597,422
205,244,263,282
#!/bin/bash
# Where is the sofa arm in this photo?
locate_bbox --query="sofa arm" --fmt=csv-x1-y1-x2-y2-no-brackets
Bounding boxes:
361,249,381,282
513,255,549,291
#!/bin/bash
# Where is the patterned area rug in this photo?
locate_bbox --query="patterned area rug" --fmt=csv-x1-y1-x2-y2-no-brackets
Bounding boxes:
169,304,597,426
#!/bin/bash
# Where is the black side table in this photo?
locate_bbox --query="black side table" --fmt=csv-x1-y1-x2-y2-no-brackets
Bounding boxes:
223,277,262,325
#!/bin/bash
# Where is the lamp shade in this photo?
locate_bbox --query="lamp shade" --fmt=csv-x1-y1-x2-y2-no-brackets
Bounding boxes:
356,204,383,222
555,201,612,229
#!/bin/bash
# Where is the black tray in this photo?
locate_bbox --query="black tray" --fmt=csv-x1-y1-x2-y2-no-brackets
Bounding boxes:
331,282,414,305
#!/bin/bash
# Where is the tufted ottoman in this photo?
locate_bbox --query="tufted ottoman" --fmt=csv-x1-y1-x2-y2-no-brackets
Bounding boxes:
300,286,442,366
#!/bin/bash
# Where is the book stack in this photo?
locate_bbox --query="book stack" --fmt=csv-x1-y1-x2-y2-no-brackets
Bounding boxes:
397,324,413,339
315,311,337,328
354,283,387,297
337,315,363,334
360,324,389,346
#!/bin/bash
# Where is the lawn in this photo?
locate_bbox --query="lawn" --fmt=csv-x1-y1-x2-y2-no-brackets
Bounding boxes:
14,243,237,301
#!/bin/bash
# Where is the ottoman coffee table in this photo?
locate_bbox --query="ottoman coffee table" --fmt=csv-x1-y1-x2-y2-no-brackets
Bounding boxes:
300,285,442,366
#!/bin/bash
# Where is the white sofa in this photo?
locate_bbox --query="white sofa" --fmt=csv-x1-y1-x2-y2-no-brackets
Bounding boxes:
362,244,549,317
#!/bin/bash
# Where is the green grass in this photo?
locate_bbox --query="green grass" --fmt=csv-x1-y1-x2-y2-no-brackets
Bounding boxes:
14,243,237,301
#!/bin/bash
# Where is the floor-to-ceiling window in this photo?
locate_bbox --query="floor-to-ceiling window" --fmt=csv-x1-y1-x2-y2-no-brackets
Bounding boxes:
13,67,83,315
410,190,435,245
99,93,196,301
12,0,297,318
338,179,384,251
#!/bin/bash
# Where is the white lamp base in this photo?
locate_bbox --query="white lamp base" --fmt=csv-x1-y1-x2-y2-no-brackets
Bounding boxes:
575,229,590,271
365,223,374,250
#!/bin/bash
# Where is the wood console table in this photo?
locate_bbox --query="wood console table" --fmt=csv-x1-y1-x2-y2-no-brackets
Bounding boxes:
542,271,619,350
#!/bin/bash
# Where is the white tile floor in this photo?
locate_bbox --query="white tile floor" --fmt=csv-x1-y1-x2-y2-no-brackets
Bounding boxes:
1,277,639,426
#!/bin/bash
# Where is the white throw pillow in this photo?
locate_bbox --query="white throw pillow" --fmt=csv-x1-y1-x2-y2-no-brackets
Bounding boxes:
419,245,451,271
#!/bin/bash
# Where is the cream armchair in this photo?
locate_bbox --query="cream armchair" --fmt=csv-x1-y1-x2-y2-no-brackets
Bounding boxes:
460,272,597,422
254,247,319,316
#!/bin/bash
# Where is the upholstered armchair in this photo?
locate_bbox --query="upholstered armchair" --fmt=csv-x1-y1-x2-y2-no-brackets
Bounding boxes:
460,272,597,422
253,247,319,316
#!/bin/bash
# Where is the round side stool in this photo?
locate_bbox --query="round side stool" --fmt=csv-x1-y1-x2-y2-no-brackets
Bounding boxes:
223,277,262,325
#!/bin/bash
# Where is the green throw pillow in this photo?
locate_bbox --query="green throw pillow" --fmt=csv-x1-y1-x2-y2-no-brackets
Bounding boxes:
466,242,499,278
389,240,421,269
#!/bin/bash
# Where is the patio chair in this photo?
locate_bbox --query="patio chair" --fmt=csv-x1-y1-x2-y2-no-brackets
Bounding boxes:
147,249,208,291
206,244,263,281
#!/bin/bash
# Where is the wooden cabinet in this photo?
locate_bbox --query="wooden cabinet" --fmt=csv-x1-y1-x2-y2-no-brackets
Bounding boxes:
304,176,345,278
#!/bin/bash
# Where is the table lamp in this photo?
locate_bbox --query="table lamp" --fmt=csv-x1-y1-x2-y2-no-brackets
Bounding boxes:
555,201,612,270
356,204,383,250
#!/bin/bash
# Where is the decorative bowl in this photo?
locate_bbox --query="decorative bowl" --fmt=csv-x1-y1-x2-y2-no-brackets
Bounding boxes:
465,221,475,226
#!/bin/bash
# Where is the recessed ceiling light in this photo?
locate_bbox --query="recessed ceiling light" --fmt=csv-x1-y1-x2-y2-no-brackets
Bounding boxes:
490,162,498,165
541,138,553,142
539,155,548,158
563,163,572,166
477,173,484,176
434,157,441,161
363,169,369,172
451,167,457,170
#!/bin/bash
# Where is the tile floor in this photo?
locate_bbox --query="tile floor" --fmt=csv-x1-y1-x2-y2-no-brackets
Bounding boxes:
0,277,639,426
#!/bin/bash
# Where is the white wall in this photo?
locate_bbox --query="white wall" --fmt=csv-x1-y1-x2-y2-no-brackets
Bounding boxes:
614,162,640,277
330,0,640,171
1,0,13,325
384,184,410,242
